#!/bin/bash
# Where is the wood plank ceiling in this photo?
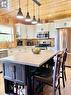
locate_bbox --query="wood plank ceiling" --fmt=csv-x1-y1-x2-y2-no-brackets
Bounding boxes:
0,0,71,21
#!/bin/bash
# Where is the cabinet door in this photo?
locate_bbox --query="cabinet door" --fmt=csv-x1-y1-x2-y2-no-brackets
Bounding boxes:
16,24,26,39
16,65,22,81
16,64,25,83
4,63,15,79
4,63,26,83
21,65,25,83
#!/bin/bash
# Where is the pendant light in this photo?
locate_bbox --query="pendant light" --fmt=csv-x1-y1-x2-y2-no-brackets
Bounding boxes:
32,2,37,24
37,4,41,25
25,0,31,22
17,0,24,19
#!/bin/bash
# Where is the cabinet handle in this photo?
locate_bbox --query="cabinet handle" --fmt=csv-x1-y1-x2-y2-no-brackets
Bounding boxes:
14,66,16,79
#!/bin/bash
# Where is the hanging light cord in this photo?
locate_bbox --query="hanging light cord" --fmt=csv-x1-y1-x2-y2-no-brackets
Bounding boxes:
19,0,20,8
38,6,39,18
33,1,35,16
27,0,29,12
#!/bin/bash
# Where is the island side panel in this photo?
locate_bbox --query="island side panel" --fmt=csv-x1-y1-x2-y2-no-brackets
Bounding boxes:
3,62,26,94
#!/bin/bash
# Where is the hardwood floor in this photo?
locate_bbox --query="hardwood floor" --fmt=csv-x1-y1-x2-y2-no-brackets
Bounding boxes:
0,73,5,95
0,54,71,95
42,67,71,95
61,68,71,95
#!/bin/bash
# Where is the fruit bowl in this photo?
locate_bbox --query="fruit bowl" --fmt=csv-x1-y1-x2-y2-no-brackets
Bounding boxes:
32,47,41,54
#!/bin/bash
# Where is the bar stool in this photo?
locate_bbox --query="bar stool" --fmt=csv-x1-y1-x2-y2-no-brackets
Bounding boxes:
60,49,67,88
32,54,62,95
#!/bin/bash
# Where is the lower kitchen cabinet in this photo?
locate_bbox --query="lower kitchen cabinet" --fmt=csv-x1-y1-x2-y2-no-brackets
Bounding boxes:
3,63,26,95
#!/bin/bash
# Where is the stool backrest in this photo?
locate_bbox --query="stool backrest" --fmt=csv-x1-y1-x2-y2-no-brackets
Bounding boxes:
63,49,67,64
53,54,61,95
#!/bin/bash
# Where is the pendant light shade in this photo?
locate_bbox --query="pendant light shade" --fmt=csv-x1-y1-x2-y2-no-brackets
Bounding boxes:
38,18,41,23
32,16,37,24
25,12,31,22
37,18,41,25
17,0,24,19
17,8,24,19
25,0,31,22
37,5,41,25
32,2,37,24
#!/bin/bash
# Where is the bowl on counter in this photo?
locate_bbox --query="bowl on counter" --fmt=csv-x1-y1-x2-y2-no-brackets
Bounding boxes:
32,47,41,54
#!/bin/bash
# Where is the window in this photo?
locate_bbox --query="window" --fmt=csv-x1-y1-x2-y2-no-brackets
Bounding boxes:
0,25,14,42
0,0,8,8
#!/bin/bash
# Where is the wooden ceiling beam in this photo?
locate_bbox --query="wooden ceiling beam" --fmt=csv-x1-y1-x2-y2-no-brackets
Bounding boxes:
32,0,41,6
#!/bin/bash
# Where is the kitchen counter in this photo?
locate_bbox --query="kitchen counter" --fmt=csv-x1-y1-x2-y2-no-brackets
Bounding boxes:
7,46,55,55
0,49,8,58
1,50,59,67
0,49,8,72
0,49,8,52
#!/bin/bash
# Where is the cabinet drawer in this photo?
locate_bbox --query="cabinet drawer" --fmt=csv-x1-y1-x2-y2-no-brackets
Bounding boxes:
16,64,25,83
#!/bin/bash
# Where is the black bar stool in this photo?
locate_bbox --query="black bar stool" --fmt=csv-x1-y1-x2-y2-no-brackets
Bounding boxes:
60,48,67,88
32,54,62,95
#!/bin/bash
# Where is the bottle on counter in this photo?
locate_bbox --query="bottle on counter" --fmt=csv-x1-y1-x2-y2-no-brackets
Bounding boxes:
22,85,27,95
9,82,13,94
20,85,23,95
48,31,49,38
14,84,17,95
22,85,25,95
17,85,20,95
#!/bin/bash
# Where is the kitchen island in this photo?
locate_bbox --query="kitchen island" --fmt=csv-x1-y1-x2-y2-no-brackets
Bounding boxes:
1,50,59,95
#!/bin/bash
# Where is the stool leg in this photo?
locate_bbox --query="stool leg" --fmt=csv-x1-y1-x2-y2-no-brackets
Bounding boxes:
58,78,61,95
64,71,67,81
32,76,35,95
64,66,67,81
62,69,65,88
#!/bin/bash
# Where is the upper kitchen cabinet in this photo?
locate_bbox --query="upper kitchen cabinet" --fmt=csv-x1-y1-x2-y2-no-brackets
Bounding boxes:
36,23,57,39
55,18,71,28
15,23,36,39
15,23,36,46
36,23,49,34
15,23,26,39
25,25,36,39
